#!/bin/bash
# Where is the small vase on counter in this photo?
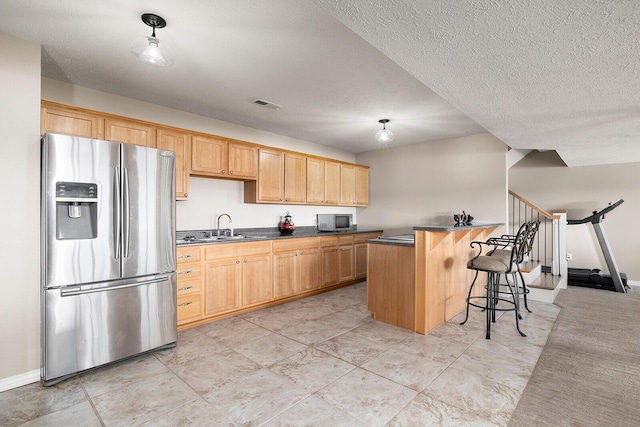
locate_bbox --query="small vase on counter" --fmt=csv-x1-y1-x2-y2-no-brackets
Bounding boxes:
278,211,295,235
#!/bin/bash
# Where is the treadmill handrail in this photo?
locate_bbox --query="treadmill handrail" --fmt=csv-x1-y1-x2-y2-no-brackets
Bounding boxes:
567,199,624,225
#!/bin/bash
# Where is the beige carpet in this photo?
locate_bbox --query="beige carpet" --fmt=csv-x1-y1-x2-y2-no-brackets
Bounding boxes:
509,286,640,426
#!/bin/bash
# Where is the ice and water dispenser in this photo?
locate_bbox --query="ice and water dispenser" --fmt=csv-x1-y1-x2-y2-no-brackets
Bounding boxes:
55,181,98,239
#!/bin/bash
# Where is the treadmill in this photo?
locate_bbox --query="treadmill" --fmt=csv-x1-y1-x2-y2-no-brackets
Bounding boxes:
567,199,628,293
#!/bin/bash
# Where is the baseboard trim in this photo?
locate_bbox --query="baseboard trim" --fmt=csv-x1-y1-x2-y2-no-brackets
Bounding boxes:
627,280,640,287
0,369,40,393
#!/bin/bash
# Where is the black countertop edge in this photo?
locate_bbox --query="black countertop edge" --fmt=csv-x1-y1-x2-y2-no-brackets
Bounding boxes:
413,222,504,232
176,227,384,246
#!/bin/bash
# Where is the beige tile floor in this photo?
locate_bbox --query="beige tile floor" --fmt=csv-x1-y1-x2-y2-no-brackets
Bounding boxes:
0,282,560,426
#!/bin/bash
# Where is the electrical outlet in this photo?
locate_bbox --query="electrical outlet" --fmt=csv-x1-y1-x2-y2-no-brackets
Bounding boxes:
566,253,572,261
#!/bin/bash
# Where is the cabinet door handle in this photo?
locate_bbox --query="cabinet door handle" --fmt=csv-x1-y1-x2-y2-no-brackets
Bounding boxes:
178,286,193,291
236,260,240,264
178,270,192,275
229,170,233,174
178,254,192,259
243,259,247,263
178,301,193,307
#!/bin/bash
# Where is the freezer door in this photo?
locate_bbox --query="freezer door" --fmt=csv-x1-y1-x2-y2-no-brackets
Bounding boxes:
42,134,121,287
42,274,177,385
120,144,176,278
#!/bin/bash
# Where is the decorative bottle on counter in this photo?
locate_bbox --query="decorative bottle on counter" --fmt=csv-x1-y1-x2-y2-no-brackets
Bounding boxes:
278,211,295,235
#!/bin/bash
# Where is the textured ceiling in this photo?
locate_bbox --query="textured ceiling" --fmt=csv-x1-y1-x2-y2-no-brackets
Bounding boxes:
1,0,638,165
314,0,640,166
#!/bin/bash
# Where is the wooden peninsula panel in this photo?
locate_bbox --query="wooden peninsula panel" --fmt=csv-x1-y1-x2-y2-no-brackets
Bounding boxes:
367,243,415,330
414,223,500,334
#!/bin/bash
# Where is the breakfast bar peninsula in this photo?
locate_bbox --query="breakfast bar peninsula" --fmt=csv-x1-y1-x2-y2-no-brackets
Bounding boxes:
367,222,502,335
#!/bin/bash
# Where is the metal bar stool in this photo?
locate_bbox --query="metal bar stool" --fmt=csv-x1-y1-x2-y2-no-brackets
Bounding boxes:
486,220,539,317
460,222,530,339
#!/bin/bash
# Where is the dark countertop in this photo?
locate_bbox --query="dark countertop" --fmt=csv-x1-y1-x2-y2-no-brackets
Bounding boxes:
176,226,384,246
413,222,503,232
367,239,415,247
366,223,504,246
367,233,415,247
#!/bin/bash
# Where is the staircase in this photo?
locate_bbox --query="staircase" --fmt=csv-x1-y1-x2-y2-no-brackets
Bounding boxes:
509,190,567,303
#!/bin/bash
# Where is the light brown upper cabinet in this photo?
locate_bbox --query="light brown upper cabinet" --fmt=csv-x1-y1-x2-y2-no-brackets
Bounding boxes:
306,158,340,205
191,135,257,180
104,117,156,148
324,160,341,205
340,164,356,205
41,101,104,139
245,148,283,203
156,127,190,200
40,101,370,207
245,149,307,204
283,153,306,203
340,163,369,206
306,157,324,204
355,165,369,206
228,142,258,178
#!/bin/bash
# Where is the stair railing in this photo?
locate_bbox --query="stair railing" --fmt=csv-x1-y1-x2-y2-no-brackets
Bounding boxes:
508,190,564,276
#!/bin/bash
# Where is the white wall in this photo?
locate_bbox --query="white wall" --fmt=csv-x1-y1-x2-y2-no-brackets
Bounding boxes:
355,133,508,235
509,150,640,280
42,78,358,230
0,33,41,383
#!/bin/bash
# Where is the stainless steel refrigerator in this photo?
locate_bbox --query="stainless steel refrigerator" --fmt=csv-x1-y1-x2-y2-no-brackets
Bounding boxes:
41,133,177,385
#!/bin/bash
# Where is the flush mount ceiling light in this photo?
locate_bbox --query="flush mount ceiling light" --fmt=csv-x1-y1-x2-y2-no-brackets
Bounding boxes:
131,13,174,67
374,119,394,143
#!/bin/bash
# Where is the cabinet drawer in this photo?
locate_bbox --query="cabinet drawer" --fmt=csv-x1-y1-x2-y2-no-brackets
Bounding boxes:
177,246,201,263
321,236,339,247
177,278,201,296
177,294,201,325
338,235,354,245
177,263,201,281
205,241,272,260
272,237,319,253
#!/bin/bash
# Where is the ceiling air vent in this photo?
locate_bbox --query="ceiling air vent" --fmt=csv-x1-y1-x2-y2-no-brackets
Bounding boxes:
250,98,283,110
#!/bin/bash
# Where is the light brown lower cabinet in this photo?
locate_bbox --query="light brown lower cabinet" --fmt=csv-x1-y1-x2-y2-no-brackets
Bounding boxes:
338,248,353,282
321,237,339,287
354,232,382,279
178,232,378,329
321,235,357,286
241,254,273,306
176,246,203,325
203,241,272,317
273,238,320,298
204,257,242,316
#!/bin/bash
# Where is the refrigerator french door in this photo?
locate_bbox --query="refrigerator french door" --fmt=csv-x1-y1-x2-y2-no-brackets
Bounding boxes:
41,133,177,385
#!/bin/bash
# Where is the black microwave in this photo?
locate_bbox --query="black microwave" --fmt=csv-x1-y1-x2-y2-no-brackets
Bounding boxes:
317,214,354,232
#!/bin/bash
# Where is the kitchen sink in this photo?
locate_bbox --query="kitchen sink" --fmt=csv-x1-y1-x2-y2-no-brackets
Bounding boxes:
180,235,266,244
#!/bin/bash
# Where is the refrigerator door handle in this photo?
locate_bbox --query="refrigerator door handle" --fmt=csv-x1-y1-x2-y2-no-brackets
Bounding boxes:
113,167,121,259
60,276,169,297
123,167,130,258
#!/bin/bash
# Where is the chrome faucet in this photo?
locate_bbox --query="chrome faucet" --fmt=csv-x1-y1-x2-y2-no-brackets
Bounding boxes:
217,213,233,236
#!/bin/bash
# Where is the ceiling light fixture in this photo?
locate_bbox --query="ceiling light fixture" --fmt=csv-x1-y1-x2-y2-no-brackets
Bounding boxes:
131,13,174,67
374,119,394,143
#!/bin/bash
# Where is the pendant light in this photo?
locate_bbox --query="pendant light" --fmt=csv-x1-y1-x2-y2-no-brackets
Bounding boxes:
374,119,394,143
131,13,174,67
